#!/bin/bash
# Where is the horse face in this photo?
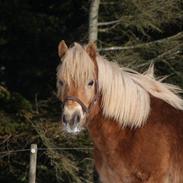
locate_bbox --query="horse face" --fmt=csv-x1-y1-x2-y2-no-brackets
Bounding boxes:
57,41,98,134
58,79,96,134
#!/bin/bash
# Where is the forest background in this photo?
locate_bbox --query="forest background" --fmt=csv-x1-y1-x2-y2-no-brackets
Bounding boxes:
0,0,183,182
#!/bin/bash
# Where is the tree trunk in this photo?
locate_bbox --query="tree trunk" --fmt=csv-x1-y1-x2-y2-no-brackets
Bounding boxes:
89,0,100,43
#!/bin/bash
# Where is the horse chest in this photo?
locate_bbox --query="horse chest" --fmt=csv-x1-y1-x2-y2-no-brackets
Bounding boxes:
89,121,155,182
90,125,144,182
93,146,148,183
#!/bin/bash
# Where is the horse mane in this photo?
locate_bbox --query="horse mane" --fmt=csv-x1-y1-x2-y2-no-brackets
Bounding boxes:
57,43,183,128
97,56,183,127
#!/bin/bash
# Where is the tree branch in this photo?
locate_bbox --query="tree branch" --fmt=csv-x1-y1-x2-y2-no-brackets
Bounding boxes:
137,44,183,69
98,32,183,51
100,2,118,5
98,23,119,32
98,19,121,26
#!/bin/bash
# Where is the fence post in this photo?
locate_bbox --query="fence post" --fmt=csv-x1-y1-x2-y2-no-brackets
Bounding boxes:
29,144,37,183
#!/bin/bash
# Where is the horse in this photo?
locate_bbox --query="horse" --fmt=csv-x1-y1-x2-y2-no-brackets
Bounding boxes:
56,40,183,183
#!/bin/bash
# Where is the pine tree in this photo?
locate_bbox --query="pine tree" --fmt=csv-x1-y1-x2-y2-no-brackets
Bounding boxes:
95,0,183,86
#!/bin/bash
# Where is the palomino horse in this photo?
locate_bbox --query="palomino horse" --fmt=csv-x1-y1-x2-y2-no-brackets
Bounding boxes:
56,40,183,183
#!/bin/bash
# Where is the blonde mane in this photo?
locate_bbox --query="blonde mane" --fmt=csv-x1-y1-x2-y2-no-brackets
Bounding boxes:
57,44,183,128
97,56,183,127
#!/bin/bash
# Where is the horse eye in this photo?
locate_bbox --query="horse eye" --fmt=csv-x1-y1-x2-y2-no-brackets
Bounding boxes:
88,80,94,86
59,80,64,86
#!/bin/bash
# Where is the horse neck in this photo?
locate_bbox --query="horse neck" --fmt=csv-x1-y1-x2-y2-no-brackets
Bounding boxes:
86,96,175,150
86,112,134,150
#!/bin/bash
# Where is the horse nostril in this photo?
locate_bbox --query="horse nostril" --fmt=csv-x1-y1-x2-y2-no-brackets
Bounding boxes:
76,114,80,123
73,113,80,123
62,114,67,124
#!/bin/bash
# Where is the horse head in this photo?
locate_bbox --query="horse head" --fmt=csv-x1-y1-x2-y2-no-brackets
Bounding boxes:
57,40,99,134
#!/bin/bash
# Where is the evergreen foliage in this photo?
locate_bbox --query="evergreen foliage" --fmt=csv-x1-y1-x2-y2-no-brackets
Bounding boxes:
98,0,183,87
0,0,183,182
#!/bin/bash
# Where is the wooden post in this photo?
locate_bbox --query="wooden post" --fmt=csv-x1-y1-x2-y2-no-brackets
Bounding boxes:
29,144,37,183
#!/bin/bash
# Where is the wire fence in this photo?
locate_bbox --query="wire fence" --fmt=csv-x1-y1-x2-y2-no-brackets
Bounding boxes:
0,147,94,155
0,144,95,183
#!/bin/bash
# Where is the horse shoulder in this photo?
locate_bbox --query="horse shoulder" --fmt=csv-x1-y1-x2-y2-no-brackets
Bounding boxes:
88,98,183,182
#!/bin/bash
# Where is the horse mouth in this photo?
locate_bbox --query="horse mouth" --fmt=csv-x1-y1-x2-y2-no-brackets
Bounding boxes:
63,123,83,134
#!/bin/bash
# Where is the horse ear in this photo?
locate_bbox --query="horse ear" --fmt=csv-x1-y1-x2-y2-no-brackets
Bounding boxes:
58,40,68,59
86,42,97,60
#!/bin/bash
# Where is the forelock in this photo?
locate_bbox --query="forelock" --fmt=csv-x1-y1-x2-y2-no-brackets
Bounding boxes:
57,44,95,86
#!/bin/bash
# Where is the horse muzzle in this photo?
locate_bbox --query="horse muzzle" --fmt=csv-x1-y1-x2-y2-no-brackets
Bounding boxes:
61,105,84,134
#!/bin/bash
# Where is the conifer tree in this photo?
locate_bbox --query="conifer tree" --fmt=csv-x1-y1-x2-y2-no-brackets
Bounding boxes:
93,0,183,86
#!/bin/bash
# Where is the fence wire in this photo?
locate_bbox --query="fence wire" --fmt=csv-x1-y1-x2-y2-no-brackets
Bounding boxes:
0,147,93,155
